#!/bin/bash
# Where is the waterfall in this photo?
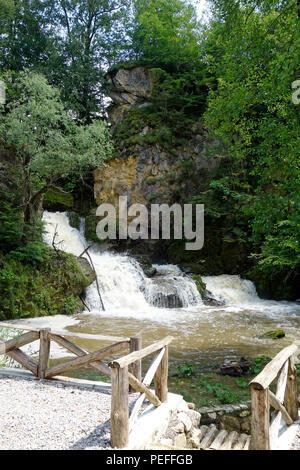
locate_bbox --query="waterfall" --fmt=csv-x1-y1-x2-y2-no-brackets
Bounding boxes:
42,211,202,312
144,265,202,308
202,274,259,305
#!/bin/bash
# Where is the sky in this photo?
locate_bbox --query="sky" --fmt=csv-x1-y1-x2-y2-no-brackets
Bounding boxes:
196,0,209,18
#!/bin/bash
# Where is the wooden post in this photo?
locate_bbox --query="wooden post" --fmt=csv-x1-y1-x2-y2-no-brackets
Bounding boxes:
284,357,299,421
249,386,270,450
154,346,168,403
128,336,142,393
38,328,51,379
111,367,129,448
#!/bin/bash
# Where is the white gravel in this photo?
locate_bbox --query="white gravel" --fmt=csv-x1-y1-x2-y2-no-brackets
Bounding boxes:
291,427,300,450
0,374,116,450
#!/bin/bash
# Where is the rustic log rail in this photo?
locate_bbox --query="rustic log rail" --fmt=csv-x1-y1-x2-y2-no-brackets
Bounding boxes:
0,322,173,449
109,335,173,448
249,343,299,450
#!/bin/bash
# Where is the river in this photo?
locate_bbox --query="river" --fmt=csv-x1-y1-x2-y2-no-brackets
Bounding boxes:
18,211,300,370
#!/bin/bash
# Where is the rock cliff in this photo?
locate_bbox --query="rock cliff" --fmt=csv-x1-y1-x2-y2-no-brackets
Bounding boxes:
95,66,220,210
93,65,251,273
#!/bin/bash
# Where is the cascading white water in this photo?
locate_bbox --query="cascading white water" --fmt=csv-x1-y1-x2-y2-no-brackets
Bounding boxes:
145,265,202,308
42,211,86,257
202,274,259,305
42,211,202,312
32,210,300,367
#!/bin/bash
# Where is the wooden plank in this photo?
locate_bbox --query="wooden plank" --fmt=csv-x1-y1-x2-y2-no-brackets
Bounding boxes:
49,333,111,377
244,436,251,450
209,430,228,450
129,348,166,431
233,433,249,450
127,373,161,407
0,322,130,342
154,346,168,403
250,344,297,390
249,386,270,450
199,427,218,450
45,341,129,378
50,329,130,343
220,431,239,450
199,426,209,443
0,322,39,332
129,337,142,393
284,356,299,421
109,336,173,369
38,329,51,379
269,390,293,425
111,367,129,448
8,349,38,375
270,361,290,449
0,331,38,355
276,360,289,403
0,336,38,375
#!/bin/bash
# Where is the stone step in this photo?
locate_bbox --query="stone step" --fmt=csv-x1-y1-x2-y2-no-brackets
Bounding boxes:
199,426,251,450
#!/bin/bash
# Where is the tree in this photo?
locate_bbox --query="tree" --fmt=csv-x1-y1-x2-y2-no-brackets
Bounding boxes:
0,1,132,121
130,0,202,70
46,0,132,121
202,0,300,295
0,0,54,72
0,71,112,226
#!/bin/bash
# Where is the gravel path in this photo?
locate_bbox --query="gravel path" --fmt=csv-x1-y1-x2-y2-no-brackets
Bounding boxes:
291,426,300,450
0,374,117,450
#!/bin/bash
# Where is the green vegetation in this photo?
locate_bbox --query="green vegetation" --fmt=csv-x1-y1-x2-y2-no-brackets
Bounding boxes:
113,67,212,152
0,0,300,316
197,0,300,299
0,71,112,226
177,362,199,378
260,330,286,340
170,357,276,408
0,249,89,320
193,275,207,297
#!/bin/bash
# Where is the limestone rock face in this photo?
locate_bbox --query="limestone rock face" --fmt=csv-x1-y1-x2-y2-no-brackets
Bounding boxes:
108,67,153,104
106,67,154,127
95,66,221,219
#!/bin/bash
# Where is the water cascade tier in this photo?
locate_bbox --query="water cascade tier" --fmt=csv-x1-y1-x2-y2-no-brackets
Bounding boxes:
42,211,202,311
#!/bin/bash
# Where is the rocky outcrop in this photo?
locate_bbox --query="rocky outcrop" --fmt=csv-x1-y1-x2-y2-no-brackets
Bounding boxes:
0,250,96,319
106,67,154,128
94,66,222,261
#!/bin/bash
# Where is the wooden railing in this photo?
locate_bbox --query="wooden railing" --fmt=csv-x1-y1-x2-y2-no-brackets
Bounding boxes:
0,322,173,448
109,335,173,448
249,344,299,450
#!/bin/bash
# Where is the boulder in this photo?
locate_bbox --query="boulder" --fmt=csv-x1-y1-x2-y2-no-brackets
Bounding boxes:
133,254,157,278
75,257,96,285
259,329,285,340
220,357,251,377
177,412,192,433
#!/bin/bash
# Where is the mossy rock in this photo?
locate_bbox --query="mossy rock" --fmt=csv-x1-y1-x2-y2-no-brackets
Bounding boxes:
0,249,95,320
44,188,74,211
192,274,207,297
181,263,204,275
68,211,81,230
85,208,101,243
133,254,157,278
259,330,286,340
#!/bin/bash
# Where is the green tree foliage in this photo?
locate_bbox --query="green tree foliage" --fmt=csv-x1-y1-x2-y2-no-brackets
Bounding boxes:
202,0,300,293
0,71,112,226
130,0,202,70
0,1,132,121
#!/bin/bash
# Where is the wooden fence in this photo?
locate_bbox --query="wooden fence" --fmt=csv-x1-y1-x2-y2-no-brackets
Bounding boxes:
0,322,173,448
249,343,299,450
